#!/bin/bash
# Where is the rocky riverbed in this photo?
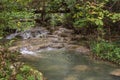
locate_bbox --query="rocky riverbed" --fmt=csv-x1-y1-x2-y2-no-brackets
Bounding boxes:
8,26,90,54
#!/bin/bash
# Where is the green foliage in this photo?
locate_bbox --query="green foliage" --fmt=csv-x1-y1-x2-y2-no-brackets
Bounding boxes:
0,0,35,37
72,0,120,41
91,41,120,64
73,1,107,27
16,74,24,80
109,13,120,23
71,0,120,30
50,13,65,27
16,65,42,80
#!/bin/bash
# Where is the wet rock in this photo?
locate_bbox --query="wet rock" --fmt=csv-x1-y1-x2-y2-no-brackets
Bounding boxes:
59,28,73,33
53,28,73,37
8,46,20,51
50,43,64,48
71,34,82,40
27,43,50,51
9,39,50,51
64,75,77,80
110,69,120,77
67,41,77,44
72,65,90,71
65,44,90,54
64,37,71,43
48,35,58,38
49,37,64,43
66,44,79,49
49,38,59,43
75,46,90,54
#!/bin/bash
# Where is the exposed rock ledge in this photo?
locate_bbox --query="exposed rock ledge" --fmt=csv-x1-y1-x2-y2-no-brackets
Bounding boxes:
65,44,90,55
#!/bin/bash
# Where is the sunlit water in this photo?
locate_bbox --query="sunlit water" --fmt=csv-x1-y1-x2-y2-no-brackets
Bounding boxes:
20,49,120,80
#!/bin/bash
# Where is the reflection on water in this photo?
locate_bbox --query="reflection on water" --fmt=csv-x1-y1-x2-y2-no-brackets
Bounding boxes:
21,49,120,80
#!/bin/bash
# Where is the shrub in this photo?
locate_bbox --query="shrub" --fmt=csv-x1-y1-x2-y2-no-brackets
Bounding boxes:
91,41,120,64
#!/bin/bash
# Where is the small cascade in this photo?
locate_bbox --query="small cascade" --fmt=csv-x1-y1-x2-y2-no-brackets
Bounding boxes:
20,31,32,39
6,33,19,39
6,27,50,40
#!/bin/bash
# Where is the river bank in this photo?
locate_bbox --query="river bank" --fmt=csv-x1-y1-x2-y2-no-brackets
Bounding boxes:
0,45,43,80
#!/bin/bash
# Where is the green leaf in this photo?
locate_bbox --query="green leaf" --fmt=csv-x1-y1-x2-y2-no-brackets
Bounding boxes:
16,74,24,80
95,19,103,26
0,37,3,39
27,75,35,80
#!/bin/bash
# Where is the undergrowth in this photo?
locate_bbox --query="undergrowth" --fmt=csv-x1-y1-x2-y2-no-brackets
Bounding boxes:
91,41,120,65
0,46,42,80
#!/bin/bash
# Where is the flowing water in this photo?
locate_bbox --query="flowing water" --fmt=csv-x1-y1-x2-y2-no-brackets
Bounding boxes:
20,48,120,80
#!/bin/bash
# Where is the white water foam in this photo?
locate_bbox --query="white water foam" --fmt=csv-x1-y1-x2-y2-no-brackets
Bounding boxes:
37,47,57,52
20,47,35,55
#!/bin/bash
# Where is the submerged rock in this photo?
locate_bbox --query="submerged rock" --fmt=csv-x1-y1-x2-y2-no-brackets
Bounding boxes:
110,69,120,77
64,75,77,80
72,65,90,71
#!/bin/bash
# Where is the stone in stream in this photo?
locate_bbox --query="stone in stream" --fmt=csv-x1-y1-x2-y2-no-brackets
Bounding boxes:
110,69,120,77
72,65,90,71
64,75,77,80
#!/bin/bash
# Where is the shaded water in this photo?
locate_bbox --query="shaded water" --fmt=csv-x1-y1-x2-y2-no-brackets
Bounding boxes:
21,49,119,80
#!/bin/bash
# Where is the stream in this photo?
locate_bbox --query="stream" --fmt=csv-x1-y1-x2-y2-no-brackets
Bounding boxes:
20,48,119,80
6,27,120,80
